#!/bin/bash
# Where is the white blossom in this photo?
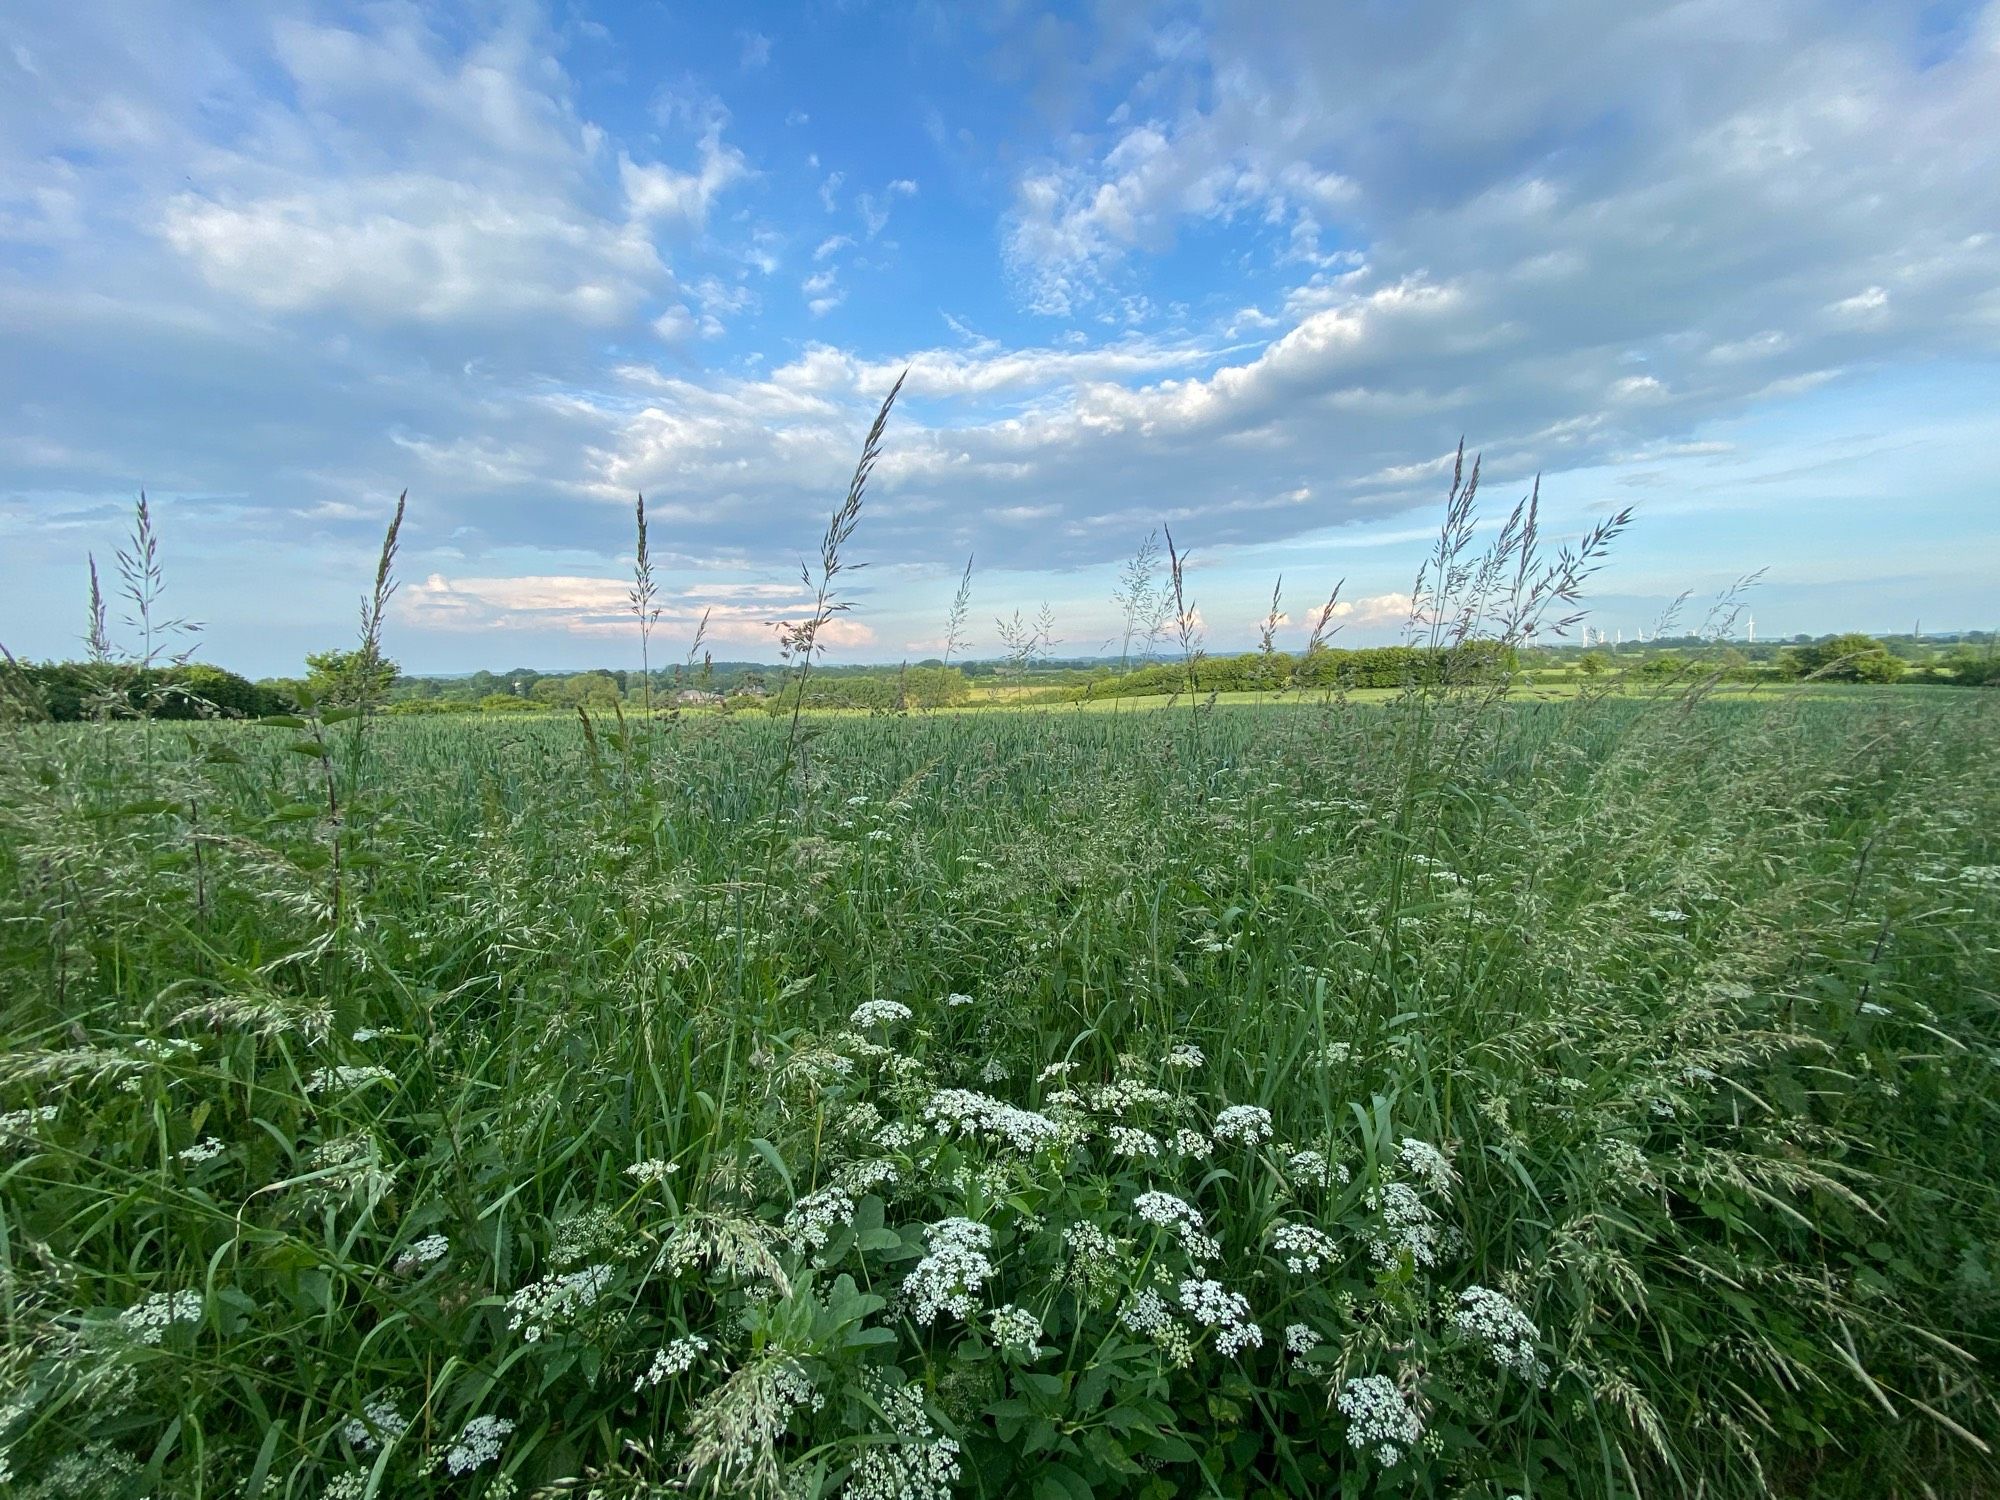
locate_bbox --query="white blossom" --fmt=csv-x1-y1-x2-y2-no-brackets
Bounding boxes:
443,1414,514,1475
393,1234,450,1275
505,1264,614,1341
1284,1322,1321,1358
1178,1277,1263,1356
177,1137,226,1164
922,1089,1060,1152
990,1304,1044,1354
1213,1105,1273,1146
117,1290,202,1344
783,1185,857,1252
1337,1374,1423,1466
903,1218,994,1324
1269,1222,1339,1274
340,1395,409,1451
850,999,913,1030
1396,1137,1454,1194
635,1335,710,1389
625,1159,679,1184
1449,1285,1547,1384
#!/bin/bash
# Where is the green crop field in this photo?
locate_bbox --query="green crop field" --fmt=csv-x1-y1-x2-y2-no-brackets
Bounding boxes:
3,684,1998,1500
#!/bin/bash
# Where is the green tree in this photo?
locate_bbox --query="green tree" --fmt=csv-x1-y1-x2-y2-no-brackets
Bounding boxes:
1785,633,1904,682
303,647,399,707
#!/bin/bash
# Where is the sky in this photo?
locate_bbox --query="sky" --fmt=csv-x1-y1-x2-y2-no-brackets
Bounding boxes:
1,0,1996,676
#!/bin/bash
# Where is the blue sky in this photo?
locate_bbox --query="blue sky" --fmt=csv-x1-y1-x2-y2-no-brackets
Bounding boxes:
1,0,1996,674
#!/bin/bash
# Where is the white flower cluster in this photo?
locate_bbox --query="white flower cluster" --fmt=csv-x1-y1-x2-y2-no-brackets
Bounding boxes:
1365,1183,1447,1269
978,1058,1010,1083
850,999,913,1029
1449,1285,1547,1384
340,1395,409,1451
876,1121,924,1152
1336,1374,1423,1466
117,1290,202,1344
1312,1041,1353,1066
1397,1137,1454,1194
625,1159,679,1184
443,1414,514,1475
1117,1287,1175,1336
1285,1148,1348,1188
846,1376,961,1500
1171,1128,1212,1159
922,1088,1060,1152
1133,1190,1220,1263
1108,1126,1161,1159
0,1104,58,1137
1284,1322,1321,1358
945,992,975,1007
635,1335,710,1389
1165,1043,1205,1069
1084,1079,1173,1112
178,1137,226,1164
784,1185,857,1252
1179,1277,1263,1356
1213,1105,1274,1146
903,1218,994,1324
505,1263,614,1342
990,1304,1043,1354
550,1207,633,1265
305,1065,394,1094
1063,1222,1127,1300
393,1234,450,1275
1269,1222,1339,1274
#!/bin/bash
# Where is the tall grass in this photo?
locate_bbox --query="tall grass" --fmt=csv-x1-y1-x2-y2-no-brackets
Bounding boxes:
0,439,1996,1499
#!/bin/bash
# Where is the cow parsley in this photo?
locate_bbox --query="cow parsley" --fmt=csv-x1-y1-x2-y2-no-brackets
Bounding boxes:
1449,1285,1547,1384
1213,1105,1274,1146
635,1335,710,1389
1269,1222,1339,1274
850,999,913,1029
783,1185,857,1252
117,1290,202,1344
1337,1374,1423,1466
442,1414,514,1476
903,1218,994,1324
505,1264,614,1341
393,1233,450,1275
1179,1277,1263,1356
1397,1137,1454,1194
922,1088,1060,1152
340,1395,409,1451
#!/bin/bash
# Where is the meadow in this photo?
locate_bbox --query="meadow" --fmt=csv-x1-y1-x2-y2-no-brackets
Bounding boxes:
3,406,1998,1498
3,677,1998,1499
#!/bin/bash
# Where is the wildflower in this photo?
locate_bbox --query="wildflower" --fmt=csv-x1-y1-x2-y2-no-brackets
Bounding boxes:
1449,1286,1547,1384
876,1121,924,1152
305,1064,394,1094
177,1137,226,1164
1365,1183,1446,1269
835,1157,898,1193
1213,1105,1273,1146
117,1290,202,1344
1392,1139,1451,1196
1284,1322,1321,1358
922,1088,1060,1152
1165,1043,1205,1069
1171,1128,1213,1159
550,1206,634,1265
903,1218,994,1324
978,1058,1011,1084
0,1104,58,1138
1178,1277,1263,1356
847,1375,961,1500
1108,1125,1161,1159
990,1304,1044,1355
443,1414,515,1476
1117,1287,1175,1336
1648,907,1688,923
945,992,975,1007
1311,1042,1353,1066
1859,1001,1890,1017
505,1264,614,1341
321,1471,370,1500
783,1185,857,1252
1063,1222,1127,1301
393,1233,450,1274
850,999,913,1030
350,1027,384,1043
1286,1148,1348,1188
635,1335,710,1389
626,1159,679,1184
1036,1060,1073,1083
1269,1222,1339,1274
1337,1374,1423,1466
1133,1190,1220,1262
340,1395,409,1451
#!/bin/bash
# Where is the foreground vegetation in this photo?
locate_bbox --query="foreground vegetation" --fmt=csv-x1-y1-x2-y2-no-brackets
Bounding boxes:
2,669,1997,1498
